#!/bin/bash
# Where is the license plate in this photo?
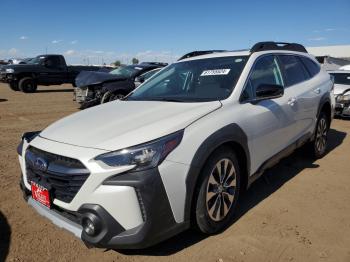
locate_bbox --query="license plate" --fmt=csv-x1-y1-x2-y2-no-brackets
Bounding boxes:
31,182,51,208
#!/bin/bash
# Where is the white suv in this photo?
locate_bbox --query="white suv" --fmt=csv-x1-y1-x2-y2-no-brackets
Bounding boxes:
18,42,334,249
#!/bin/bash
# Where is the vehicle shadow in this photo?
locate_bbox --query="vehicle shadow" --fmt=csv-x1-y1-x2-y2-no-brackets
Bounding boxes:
0,98,7,102
35,89,73,93
116,128,346,256
0,211,11,262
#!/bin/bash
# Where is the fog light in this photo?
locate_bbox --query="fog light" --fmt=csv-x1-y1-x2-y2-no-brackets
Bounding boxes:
82,214,101,236
82,218,95,236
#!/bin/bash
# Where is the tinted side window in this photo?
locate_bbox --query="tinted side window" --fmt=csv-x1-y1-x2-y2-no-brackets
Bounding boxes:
46,56,62,68
241,55,284,100
278,55,309,86
300,57,320,77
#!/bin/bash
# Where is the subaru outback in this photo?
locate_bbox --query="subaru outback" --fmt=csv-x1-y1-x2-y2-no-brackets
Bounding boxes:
18,42,334,249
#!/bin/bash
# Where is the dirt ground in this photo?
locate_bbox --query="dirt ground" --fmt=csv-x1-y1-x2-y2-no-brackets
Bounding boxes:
0,83,350,262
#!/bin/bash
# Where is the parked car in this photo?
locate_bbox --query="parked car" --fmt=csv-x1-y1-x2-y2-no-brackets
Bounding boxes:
74,62,166,109
0,54,104,92
18,42,334,249
328,70,350,117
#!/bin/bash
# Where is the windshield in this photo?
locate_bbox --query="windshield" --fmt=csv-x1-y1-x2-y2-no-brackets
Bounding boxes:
27,56,45,65
330,73,350,85
110,65,143,78
128,56,248,102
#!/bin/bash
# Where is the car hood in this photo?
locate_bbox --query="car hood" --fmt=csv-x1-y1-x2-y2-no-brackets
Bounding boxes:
333,84,350,95
75,71,127,87
40,100,222,151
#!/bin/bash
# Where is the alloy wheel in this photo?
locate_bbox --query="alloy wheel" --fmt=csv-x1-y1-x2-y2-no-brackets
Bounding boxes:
315,118,328,154
206,158,237,222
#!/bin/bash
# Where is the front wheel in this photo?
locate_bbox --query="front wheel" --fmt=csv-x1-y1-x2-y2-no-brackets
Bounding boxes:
9,82,19,91
194,146,240,234
18,77,37,93
311,112,330,158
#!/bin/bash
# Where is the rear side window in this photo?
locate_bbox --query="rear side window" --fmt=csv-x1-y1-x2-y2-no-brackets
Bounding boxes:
300,57,320,77
278,55,309,87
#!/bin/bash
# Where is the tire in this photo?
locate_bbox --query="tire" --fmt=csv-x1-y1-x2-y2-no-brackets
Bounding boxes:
100,91,125,104
18,77,37,93
310,112,330,158
194,146,241,234
9,82,19,91
100,91,113,104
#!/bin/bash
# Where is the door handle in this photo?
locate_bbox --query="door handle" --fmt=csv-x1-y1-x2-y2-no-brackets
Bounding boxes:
314,88,321,94
287,97,297,106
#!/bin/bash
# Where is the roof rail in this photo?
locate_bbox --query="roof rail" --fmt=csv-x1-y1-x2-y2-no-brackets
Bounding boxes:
178,50,227,61
250,42,308,53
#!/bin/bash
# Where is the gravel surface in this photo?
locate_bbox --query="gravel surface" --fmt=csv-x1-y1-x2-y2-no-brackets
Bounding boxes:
0,83,350,262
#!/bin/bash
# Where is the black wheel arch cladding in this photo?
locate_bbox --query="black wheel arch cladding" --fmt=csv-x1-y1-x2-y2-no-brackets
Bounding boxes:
184,123,250,222
317,92,332,121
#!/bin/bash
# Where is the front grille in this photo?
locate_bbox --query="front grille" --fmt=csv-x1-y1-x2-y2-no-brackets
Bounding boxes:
25,146,90,203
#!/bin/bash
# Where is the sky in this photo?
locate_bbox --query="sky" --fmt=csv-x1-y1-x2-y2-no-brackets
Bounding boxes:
0,0,349,65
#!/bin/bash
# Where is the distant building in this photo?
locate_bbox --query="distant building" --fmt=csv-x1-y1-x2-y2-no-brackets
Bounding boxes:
306,45,350,70
306,45,350,59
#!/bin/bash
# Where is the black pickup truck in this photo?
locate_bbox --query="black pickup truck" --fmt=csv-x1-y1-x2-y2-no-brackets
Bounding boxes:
0,54,104,92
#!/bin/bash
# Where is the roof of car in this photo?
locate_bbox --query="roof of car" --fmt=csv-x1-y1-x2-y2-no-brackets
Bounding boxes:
177,42,310,62
177,49,311,62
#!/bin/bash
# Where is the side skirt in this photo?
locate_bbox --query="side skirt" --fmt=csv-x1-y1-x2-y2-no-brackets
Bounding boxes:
247,133,312,187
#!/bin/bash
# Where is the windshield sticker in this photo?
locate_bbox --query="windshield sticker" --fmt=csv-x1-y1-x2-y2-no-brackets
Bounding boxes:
200,69,231,76
134,67,143,70
235,58,243,62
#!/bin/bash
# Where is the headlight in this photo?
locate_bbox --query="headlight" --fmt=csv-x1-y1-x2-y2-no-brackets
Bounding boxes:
95,130,184,171
6,68,14,73
337,94,350,102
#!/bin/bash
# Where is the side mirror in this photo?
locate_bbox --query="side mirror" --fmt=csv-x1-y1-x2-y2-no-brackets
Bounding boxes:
254,84,284,102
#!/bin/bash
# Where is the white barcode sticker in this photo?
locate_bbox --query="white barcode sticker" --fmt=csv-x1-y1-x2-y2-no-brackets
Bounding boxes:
200,69,230,76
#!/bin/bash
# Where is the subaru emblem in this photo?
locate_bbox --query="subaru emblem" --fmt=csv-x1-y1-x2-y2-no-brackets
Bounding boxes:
34,157,48,172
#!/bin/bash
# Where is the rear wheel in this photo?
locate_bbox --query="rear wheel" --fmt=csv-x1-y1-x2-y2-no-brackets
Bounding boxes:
311,112,329,158
9,82,19,91
19,77,37,93
194,146,240,234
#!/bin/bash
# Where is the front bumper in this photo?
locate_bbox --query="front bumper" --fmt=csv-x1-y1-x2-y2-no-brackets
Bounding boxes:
73,87,88,103
0,72,15,82
20,166,189,249
335,102,350,117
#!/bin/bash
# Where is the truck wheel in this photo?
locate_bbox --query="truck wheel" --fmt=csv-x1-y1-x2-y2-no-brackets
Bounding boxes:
194,146,241,234
310,112,330,158
9,82,19,91
19,77,37,93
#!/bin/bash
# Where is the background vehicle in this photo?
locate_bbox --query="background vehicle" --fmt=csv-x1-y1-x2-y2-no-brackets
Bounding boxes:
74,62,166,109
18,42,333,249
328,70,350,117
0,54,104,92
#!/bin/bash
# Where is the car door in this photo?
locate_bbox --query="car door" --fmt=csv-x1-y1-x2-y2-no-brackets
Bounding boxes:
278,55,319,140
41,56,66,84
237,55,298,174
